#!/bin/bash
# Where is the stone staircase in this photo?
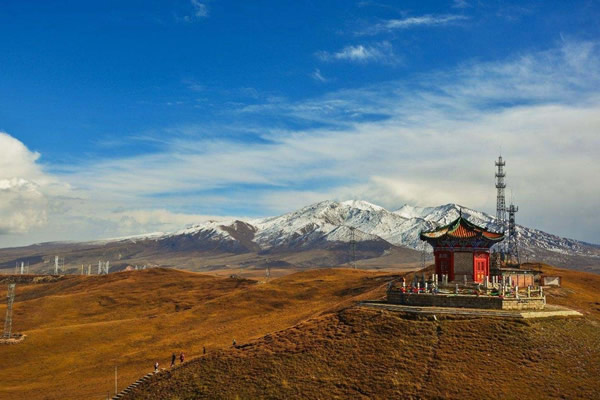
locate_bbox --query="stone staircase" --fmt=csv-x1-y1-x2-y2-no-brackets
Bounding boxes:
112,369,166,400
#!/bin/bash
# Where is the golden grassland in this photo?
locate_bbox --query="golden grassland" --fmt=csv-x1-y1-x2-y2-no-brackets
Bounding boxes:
0,267,394,399
121,264,600,400
0,264,599,399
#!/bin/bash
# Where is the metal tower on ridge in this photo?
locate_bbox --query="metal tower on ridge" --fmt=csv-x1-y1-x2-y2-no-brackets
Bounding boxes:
495,155,507,230
3,283,16,339
506,203,520,265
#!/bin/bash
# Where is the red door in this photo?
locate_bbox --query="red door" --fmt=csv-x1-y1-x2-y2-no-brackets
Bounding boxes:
473,253,488,283
436,252,451,281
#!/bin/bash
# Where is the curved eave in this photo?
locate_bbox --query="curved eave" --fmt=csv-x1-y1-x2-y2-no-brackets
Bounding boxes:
420,216,504,242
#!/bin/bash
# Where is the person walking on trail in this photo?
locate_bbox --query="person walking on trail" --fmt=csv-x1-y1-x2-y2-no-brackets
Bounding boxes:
232,339,237,348
171,353,176,367
154,362,159,372
203,346,206,355
180,352,185,364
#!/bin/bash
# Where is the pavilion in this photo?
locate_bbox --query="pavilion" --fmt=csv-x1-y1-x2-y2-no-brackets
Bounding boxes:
420,215,504,283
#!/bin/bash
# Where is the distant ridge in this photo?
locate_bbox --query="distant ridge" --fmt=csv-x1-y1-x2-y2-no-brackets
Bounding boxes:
1,200,599,272
144,200,599,267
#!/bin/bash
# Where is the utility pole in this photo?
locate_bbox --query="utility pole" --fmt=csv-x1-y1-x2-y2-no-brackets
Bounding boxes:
265,258,271,281
3,284,16,339
54,256,64,275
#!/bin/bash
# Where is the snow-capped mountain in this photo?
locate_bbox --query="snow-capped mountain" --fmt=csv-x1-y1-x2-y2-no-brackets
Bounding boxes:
145,200,599,268
3,199,598,273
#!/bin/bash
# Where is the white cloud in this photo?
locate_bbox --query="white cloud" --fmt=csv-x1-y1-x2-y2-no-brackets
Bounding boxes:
182,0,208,21
360,14,468,35
311,68,328,82
4,40,600,245
316,42,397,64
103,209,235,235
452,0,470,9
0,178,47,234
0,133,56,235
191,0,208,17
60,40,599,242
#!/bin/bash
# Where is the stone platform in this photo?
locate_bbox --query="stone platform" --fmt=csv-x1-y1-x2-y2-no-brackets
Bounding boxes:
360,301,582,319
388,290,545,310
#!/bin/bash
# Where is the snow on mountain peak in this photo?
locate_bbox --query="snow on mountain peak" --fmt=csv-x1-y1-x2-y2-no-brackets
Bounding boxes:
339,200,386,212
394,204,426,219
107,199,599,267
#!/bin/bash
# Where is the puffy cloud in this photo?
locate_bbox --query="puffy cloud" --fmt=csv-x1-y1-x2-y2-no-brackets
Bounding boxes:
4,41,600,245
0,133,52,234
0,178,47,234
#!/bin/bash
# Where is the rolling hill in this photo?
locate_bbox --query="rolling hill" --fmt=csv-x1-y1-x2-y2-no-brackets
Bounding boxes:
117,264,600,400
0,264,598,399
0,267,395,400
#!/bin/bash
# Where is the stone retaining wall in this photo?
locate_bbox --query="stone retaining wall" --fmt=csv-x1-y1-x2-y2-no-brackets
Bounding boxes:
387,291,545,310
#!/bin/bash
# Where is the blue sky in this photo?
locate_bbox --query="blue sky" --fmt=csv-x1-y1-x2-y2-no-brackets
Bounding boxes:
1,0,600,246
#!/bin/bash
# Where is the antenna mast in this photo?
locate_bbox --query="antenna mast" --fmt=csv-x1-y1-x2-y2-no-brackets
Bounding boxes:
495,155,507,231
506,203,520,265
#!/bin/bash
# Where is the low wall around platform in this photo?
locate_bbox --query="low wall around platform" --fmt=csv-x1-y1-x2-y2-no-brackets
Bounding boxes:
387,291,545,310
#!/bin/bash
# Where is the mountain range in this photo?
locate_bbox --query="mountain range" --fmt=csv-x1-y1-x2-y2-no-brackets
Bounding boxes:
1,200,599,273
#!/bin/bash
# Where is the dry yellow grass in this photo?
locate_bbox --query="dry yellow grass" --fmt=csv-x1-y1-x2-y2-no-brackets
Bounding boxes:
0,267,392,399
1,264,598,399
122,265,600,400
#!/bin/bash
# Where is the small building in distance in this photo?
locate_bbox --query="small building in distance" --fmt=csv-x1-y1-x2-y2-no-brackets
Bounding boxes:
420,215,504,283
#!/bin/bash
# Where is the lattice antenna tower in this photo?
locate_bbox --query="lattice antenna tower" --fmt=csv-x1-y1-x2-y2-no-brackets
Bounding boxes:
495,155,507,230
349,226,357,269
3,283,16,339
506,203,520,265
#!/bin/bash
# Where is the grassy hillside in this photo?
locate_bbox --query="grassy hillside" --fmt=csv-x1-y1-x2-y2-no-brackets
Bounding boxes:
121,265,600,400
0,267,394,400
1,264,598,399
